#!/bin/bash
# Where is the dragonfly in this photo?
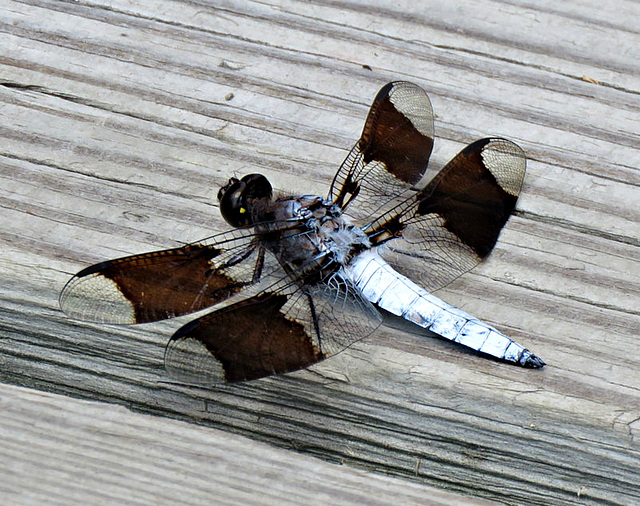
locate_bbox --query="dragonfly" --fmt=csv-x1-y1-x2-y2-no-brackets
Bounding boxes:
60,81,544,384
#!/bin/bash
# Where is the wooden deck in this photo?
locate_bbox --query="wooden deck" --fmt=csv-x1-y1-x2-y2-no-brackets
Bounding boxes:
1,0,639,504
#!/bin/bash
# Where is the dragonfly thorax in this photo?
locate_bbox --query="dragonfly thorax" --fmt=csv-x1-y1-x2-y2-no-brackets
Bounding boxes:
294,195,370,265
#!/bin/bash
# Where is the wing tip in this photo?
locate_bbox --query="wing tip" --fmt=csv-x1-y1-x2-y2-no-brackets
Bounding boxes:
59,270,138,324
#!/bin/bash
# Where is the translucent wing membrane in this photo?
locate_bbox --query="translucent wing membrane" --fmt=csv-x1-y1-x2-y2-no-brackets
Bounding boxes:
59,229,280,324
365,138,526,292
165,271,381,384
329,81,434,224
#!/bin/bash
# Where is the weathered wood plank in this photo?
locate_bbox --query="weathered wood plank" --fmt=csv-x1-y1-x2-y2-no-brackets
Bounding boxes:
1,0,639,504
2,383,493,505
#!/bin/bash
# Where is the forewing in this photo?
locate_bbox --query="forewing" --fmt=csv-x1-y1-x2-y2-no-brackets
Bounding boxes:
164,273,382,384
329,82,434,223
59,229,278,324
366,138,526,292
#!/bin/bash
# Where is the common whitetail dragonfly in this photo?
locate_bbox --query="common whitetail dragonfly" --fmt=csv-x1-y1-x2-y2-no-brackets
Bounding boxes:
60,81,544,384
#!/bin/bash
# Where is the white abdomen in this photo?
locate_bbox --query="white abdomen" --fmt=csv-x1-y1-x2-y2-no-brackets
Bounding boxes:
343,250,536,366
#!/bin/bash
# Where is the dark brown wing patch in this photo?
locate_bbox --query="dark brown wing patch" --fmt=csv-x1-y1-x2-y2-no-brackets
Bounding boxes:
417,138,524,258
165,291,323,383
358,82,434,184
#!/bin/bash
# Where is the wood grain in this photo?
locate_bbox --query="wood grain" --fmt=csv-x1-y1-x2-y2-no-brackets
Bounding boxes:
1,0,639,504
2,383,494,505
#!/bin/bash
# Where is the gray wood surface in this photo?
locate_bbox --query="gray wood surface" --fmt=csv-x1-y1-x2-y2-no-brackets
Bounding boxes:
2,383,495,505
1,0,639,504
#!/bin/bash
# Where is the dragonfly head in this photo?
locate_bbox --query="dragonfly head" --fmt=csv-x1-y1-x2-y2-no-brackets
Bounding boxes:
218,174,273,227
